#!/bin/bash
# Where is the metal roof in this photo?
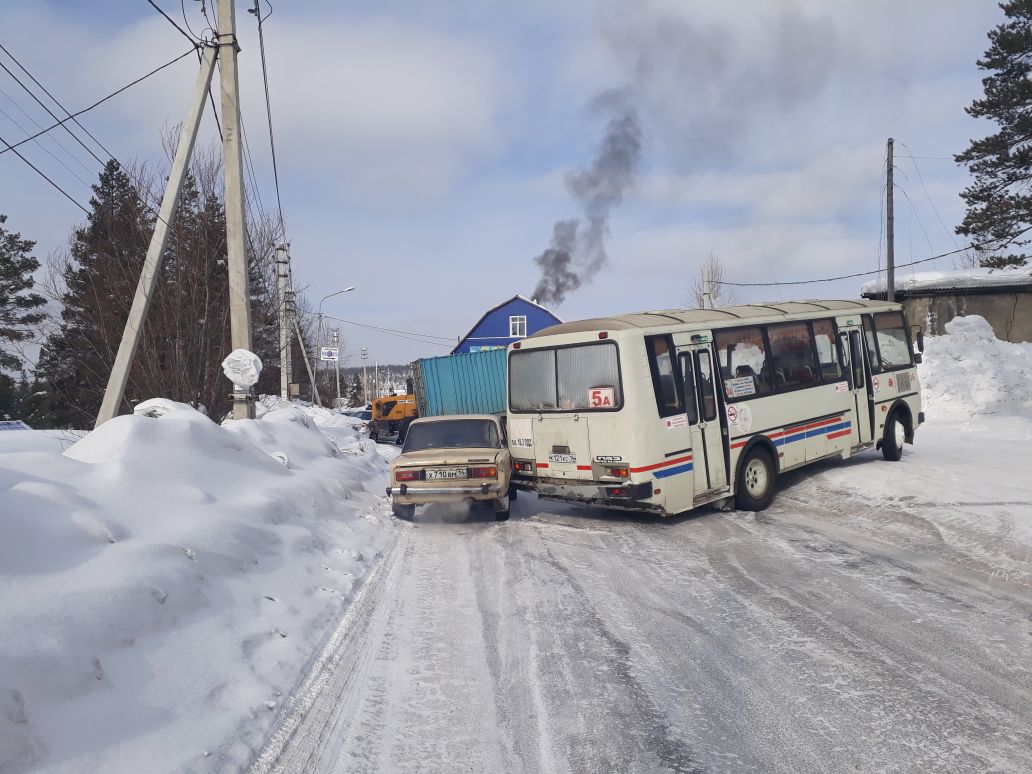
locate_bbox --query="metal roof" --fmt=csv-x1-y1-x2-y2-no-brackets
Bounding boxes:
530,300,895,336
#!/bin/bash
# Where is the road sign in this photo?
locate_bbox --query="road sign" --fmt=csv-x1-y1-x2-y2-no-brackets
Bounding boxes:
320,347,339,361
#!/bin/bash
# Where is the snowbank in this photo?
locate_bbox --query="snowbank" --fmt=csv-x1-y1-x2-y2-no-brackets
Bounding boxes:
0,400,394,773
918,315,1032,419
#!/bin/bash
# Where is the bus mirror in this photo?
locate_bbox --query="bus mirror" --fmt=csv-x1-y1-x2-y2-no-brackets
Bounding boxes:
912,326,925,353
913,352,923,364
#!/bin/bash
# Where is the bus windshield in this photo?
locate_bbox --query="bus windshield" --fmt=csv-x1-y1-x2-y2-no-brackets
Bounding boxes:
510,341,622,412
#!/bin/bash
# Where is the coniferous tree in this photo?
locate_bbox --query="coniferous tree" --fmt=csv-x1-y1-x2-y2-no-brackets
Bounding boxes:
34,160,151,426
956,0,1032,268
0,214,46,374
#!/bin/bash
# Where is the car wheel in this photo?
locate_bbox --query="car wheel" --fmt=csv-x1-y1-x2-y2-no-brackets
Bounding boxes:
392,503,415,521
882,411,905,462
494,496,510,521
735,447,776,511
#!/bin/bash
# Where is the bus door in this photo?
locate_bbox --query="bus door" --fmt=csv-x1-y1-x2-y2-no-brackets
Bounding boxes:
840,328,874,446
679,346,729,501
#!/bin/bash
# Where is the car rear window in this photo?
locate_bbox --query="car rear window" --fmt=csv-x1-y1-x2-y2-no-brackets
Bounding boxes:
403,419,500,452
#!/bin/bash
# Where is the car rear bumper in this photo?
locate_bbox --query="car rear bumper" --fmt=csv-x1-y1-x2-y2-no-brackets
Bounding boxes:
386,483,504,503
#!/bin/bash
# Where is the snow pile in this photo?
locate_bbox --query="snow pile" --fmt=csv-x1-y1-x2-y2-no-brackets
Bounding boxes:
861,266,1032,295
918,315,1032,419
0,400,393,773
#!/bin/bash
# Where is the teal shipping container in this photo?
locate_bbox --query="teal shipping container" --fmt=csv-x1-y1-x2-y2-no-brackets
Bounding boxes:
412,348,508,417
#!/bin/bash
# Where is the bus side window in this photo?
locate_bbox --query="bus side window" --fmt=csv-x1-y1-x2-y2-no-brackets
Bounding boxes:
696,350,718,421
838,332,852,388
813,319,843,381
680,353,699,424
645,335,683,418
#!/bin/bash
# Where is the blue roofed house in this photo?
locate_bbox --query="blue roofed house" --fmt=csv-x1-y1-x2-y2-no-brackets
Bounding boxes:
452,295,563,354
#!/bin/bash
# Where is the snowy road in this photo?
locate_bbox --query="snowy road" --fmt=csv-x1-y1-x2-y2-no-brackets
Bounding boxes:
252,423,1032,774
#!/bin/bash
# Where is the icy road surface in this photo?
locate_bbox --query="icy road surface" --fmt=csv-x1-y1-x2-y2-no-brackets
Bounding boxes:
252,421,1032,774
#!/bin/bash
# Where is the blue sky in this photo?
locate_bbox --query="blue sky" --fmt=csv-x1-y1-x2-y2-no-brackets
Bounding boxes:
0,0,1005,364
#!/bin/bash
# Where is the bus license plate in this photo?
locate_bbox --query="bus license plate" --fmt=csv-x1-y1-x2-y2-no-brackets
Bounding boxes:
548,453,576,464
426,468,465,480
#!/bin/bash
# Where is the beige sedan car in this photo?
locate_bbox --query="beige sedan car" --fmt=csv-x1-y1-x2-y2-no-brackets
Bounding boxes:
386,414,513,521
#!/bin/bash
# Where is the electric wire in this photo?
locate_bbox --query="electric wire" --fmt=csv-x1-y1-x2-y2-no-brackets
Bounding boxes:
0,103,95,189
0,47,197,157
0,42,119,165
897,140,967,267
0,83,96,177
320,315,455,348
0,130,89,213
146,0,199,46
252,0,287,237
713,241,999,288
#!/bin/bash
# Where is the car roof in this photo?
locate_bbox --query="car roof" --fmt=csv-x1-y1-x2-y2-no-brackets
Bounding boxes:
410,414,501,425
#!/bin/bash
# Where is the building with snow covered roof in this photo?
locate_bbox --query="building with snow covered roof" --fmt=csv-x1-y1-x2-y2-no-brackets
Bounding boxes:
861,267,1032,342
451,295,563,354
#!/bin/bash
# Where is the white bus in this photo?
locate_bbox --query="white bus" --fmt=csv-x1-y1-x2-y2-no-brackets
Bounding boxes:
506,300,923,515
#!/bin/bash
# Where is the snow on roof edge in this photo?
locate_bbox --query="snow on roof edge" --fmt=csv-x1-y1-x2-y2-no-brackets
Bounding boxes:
861,267,1032,295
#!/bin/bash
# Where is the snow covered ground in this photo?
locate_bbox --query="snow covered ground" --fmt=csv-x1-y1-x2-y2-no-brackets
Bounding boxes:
0,399,395,773
2,314,1031,773
249,316,1032,774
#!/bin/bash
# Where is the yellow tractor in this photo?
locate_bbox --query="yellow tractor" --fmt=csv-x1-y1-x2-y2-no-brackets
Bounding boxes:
369,394,418,443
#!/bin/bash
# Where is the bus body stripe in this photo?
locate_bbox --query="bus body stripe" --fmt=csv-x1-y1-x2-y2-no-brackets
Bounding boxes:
729,420,853,451
631,454,693,474
654,462,694,479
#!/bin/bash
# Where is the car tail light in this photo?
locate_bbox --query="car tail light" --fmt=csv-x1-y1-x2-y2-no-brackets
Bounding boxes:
470,466,497,479
514,461,534,474
396,469,421,482
607,466,629,478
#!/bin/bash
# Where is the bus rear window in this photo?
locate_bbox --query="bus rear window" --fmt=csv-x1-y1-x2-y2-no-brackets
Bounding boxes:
510,342,622,412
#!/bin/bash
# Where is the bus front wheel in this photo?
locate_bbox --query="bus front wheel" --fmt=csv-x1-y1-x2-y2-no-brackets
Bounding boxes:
881,412,905,462
736,448,776,511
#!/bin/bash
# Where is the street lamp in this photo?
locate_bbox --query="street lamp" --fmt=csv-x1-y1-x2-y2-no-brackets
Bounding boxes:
314,286,356,405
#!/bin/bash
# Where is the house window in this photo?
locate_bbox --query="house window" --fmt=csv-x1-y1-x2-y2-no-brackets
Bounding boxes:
509,315,527,337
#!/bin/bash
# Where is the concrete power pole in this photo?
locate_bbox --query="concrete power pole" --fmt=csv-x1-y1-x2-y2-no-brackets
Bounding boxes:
886,137,895,303
95,47,218,428
275,244,290,405
217,0,255,419
361,347,368,406
332,328,341,409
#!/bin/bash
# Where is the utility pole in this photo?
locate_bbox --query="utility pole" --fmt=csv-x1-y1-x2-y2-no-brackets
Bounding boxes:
332,328,341,409
95,47,218,427
294,321,321,406
701,262,713,310
886,137,895,303
275,244,290,405
217,0,255,419
361,347,368,407
374,361,379,402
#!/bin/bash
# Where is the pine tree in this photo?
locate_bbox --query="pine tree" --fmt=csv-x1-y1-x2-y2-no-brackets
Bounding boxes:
0,214,46,373
956,1,1032,268
33,160,151,427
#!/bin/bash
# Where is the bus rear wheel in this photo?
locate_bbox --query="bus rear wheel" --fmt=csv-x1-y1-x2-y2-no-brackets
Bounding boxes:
881,412,905,462
736,447,776,511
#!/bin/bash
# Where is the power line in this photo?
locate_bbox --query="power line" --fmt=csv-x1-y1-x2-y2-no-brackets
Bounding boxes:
0,83,96,177
0,103,95,189
0,130,89,213
321,315,455,347
714,242,995,288
251,0,287,237
0,47,197,157
146,0,199,45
